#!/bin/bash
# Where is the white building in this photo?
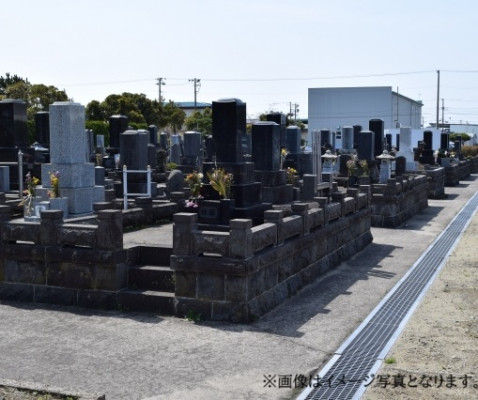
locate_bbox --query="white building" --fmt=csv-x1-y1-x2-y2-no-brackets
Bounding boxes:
308,87,423,144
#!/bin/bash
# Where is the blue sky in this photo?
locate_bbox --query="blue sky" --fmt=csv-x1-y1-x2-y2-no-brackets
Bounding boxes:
3,0,478,125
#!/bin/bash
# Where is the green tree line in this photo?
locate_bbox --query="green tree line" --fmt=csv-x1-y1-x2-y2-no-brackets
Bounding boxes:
1,72,214,145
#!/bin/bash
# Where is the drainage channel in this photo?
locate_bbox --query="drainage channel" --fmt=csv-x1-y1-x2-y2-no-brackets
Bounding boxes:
297,191,478,400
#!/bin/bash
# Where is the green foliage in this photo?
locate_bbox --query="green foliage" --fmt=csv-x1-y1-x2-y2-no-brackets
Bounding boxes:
161,101,186,133
185,309,202,323
450,132,471,142
85,120,109,146
384,357,397,364
184,108,212,136
128,122,149,131
85,100,105,121
0,72,28,95
166,162,178,171
94,92,163,125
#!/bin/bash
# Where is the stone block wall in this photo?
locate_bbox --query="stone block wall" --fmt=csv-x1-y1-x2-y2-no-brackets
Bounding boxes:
371,174,429,228
420,166,446,199
0,209,129,308
170,189,372,323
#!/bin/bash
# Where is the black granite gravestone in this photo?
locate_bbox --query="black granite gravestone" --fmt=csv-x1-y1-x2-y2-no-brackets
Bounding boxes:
251,122,280,171
440,133,450,150
148,125,158,146
0,99,28,149
266,112,287,148
109,115,128,148
419,130,435,165
353,124,362,150
212,98,246,163
35,111,50,147
357,130,375,161
369,119,384,157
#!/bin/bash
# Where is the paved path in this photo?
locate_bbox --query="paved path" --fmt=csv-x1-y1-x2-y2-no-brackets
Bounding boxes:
1,174,477,400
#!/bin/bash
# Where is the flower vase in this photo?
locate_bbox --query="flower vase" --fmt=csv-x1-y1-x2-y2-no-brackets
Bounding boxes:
49,197,68,219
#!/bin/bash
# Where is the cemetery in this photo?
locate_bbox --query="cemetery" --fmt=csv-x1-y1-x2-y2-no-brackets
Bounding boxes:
0,97,477,322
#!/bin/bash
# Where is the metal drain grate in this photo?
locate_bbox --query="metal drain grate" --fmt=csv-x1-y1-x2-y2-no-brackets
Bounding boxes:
298,191,478,400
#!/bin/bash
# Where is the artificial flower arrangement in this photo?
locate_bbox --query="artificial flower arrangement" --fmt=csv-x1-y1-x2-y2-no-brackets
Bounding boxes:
184,170,203,208
48,170,61,198
19,171,40,215
207,168,233,199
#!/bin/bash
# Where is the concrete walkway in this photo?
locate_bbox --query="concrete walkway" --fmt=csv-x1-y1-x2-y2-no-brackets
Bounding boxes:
1,174,477,400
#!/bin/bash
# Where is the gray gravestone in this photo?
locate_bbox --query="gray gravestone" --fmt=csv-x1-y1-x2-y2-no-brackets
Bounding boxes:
41,102,104,216
341,126,354,153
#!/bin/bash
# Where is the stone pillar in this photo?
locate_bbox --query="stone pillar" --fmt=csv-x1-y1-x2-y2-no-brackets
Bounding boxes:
291,202,310,235
97,209,123,250
40,210,63,245
264,209,285,245
229,219,253,258
173,212,197,256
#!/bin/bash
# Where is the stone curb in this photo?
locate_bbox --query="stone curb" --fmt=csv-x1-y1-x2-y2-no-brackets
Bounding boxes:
0,378,105,400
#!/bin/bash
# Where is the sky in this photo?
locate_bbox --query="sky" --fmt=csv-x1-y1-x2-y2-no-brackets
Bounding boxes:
3,0,478,126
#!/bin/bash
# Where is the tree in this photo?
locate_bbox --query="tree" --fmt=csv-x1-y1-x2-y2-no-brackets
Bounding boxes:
450,133,471,143
0,73,27,95
85,100,105,121
95,92,162,125
184,108,212,136
160,101,186,133
29,84,68,111
2,81,30,101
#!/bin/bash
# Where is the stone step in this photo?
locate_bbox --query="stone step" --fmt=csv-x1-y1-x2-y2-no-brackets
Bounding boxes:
118,289,175,314
128,265,175,292
135,246,172,266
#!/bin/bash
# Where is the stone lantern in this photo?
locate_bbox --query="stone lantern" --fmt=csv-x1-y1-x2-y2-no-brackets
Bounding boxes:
376,149,395,183
321,149,338,182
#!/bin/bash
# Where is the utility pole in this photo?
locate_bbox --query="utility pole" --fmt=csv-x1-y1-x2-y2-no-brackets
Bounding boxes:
156,77,166,103
441,98,445,126
189,78,201,111
289,102,299,122
436,70,440,131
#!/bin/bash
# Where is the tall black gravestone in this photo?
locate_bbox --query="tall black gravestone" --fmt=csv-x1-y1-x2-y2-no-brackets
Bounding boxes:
109,115,128,149
357,130,375,161
202,98,270,222
0,100,33,189
369,119,384,157
252,122,292,204
266,112,287,148
353,124,362,150
34,111,50,147
419,130,435,165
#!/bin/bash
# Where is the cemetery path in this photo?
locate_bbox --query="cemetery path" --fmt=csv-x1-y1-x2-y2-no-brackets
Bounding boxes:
0,175,477,400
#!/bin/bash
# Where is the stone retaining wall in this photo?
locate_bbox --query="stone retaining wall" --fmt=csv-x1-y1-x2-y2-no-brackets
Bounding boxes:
371,174,429,228
171,187,373,323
